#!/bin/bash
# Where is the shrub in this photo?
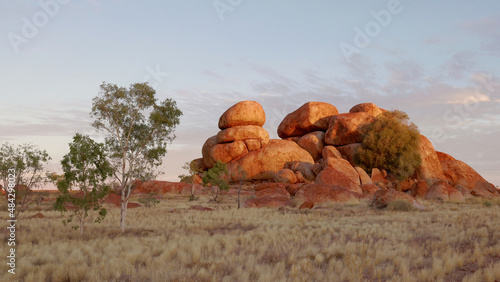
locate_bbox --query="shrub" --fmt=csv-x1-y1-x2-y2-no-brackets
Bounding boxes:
202,161,229,201
386,199,415,211
355,110,422,181
138,193,160,208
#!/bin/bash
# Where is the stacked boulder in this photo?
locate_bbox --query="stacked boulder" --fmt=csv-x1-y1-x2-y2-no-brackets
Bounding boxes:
201,101,269,169
200,101,314,181
194,100,499,206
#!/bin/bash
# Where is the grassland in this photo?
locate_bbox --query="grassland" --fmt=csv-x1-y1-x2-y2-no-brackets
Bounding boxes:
1,191,500,282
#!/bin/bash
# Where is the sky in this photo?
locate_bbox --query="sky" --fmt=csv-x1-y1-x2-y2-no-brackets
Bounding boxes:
1,0,499,187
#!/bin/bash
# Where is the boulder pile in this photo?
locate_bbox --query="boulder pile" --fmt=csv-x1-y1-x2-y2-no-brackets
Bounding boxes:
192,100,499,206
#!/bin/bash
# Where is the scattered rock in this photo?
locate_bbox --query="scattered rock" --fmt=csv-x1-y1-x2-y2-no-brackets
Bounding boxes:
424,181,450,201
371,189,425,210
294,171,306,183
288,161,316,181
325,112,374,146
286,184,303,196
295,184,359,204
30,213,44,219
355,167,372,185
408,180,429,198
278,102,339,138
218,100,266,129
315,167,362,193
244,197,292,208
425,181,465,202
299,201,314,209
360,184,380,195
322,157,361,185
274,169,298,184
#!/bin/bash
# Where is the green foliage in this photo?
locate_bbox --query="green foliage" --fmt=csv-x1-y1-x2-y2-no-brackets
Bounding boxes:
138,193,160,208
53,134,112,234
355,110,422,181
0,142,51,217
0,142,51,191
178,161,201,183
202,161,229,201
91,82,182,231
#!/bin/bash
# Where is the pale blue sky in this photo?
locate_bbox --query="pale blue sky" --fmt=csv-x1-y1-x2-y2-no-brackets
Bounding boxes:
1,0,499,186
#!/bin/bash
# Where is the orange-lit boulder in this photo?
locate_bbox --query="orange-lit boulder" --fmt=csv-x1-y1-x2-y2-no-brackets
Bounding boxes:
218,100,266,129
230,140,314,181
278,102,339,138
325,112,374,146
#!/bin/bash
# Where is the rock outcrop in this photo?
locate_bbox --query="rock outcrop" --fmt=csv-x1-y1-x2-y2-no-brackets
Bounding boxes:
192,100,498,205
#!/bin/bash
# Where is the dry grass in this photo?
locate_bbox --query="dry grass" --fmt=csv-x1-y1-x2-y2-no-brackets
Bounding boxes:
1,193,500,281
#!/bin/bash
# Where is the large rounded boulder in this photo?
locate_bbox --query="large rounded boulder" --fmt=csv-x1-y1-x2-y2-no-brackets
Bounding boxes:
349,103,385,117
297,131,325,161
437,152,500,198
325,112,375,146
218,100,266,129
216,125,269,145
230,139,314,181
277,102,339,138
315,167,362,193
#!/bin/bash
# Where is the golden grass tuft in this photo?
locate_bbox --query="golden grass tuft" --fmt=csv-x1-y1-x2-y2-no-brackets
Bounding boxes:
0,193,499,281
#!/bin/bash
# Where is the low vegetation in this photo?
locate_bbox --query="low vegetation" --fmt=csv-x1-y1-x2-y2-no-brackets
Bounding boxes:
355,110,422,181
1,192,500,281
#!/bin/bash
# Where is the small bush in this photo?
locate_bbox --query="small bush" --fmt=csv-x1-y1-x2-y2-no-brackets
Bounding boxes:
483,200,492,207
355,110,422,181
386,199,415,211
138,193,160,208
